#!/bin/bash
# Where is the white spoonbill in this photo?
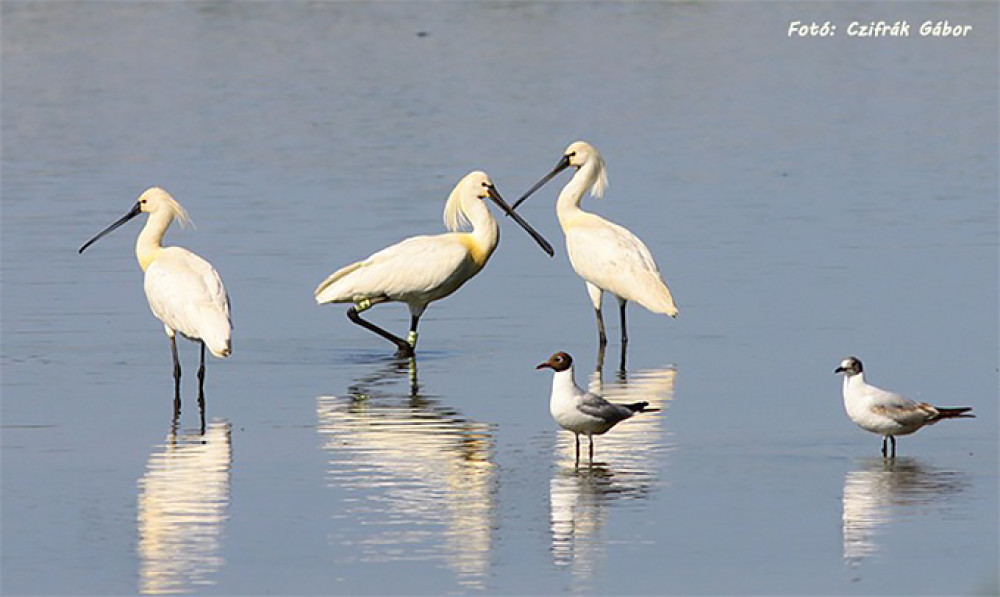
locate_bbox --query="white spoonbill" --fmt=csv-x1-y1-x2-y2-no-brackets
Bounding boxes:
537,351,654,465
79,187,232,396
314,171,553,357
512,141,678,349
834,356,973,457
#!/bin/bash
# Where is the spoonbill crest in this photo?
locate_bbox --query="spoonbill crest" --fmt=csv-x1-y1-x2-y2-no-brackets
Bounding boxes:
537,351,655,465
314,171,553,357
513,141,678,350
79,187,232,397
835,356,973,457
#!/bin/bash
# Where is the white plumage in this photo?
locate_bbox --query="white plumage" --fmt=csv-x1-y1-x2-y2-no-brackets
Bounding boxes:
834,356,973,457
145,246,231,358
315,171,552,356
514,141,677,348
537,351,652,464
80,187,231,393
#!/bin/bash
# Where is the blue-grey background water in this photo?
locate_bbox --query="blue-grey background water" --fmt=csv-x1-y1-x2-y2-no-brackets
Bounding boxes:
2,2,997,595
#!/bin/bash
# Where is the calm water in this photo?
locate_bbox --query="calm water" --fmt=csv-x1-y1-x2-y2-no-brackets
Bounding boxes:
2,2,997,595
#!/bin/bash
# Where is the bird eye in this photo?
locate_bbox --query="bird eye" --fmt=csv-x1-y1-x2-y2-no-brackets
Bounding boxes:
567,151,576,158
140,199,147,204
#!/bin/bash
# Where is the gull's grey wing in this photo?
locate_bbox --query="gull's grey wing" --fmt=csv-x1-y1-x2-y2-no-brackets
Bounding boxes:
871,402,937,427
576,391,635,423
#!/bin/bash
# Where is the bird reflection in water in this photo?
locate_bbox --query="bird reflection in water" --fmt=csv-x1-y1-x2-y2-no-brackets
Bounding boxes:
137,418,232,595
550,361,675,583
316,357,495,590
842,456,971,569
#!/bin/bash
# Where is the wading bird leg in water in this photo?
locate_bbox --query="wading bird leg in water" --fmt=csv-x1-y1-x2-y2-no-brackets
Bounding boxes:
594,308,607,346
198,391,206,435
197,340,207,434
197,341,206,391
589,283,608,347
882,436,897,458
618,298,628,347
170,335,182,398
406,315,420,354
617,298,629,372
406,356,419,397
171,400,181,437
345,298,415,357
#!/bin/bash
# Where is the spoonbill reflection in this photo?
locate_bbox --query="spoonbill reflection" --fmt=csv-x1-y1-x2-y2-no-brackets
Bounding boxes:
316,360,495,589
79,188,232,397
835,356,973,457
537,351,661,465
314,171,553,357
137,419,232,594
513,141,677,350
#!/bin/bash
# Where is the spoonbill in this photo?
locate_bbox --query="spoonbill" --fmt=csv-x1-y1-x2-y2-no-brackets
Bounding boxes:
537,351,654,465
513,141,678,350
79,187,232,397
834,356,973,457
314,171,553,357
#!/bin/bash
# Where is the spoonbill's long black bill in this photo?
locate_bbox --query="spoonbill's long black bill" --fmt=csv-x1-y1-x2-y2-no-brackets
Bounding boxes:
79,202,142,253
510,154,572,212
486,185,554,257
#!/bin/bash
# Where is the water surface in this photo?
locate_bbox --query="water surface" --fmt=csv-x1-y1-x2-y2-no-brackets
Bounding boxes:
2,2,997,595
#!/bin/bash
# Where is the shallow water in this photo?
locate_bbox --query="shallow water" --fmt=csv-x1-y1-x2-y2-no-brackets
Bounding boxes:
2,2,998,595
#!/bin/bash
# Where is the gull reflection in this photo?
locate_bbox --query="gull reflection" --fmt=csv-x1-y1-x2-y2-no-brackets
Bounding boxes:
137,419,232,595
842,456,971,568
550,364,675,582
316,358,494,590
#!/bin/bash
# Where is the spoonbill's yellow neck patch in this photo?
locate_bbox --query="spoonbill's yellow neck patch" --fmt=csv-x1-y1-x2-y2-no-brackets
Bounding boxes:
137,246,161,271
457,233,494,268
135,208,182,272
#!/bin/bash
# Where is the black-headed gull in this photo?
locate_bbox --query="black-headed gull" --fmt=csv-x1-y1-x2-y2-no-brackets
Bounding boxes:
537,351,654,464
834,356,973,457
